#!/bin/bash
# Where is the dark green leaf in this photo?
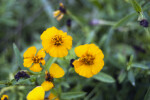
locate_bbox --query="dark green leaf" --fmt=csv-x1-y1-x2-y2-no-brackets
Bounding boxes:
131,63,149,69
128,70,135,86
113,13,136,29
130,0,142,13
144,87,150,100
118,71,127,83
93,72,115,83
13,43,26,70
60,92,86,99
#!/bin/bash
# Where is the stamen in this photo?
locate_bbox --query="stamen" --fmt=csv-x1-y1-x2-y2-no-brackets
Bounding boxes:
32,56,43,63
80,54,95,65
45,72,53,82
52,35,63,46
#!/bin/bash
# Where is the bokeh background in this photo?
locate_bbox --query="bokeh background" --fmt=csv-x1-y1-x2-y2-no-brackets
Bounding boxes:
0,0,150,100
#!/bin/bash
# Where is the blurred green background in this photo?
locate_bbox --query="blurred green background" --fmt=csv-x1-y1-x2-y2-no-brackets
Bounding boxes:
0,0,150,100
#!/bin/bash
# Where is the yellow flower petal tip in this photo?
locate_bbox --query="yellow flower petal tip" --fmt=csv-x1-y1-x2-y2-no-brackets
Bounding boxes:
41,81,54,91
26,86,45,100
1,95,9,100
23,47,46,72
40,27,72,57
48,93,59,100
53,3,66,21
50,63,65,78
73,44,104,78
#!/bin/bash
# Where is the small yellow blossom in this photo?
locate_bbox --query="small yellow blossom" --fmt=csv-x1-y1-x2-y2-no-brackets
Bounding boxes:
41,63,65,91
53,3,66,21
23,47,46,72
73,44,104,78
26,86,45,100
1,95,9,100
48,93,59,100
41,27,72,57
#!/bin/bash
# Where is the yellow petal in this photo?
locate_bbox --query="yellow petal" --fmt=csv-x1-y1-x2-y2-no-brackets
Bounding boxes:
87,44,104,59
41,40,52,53
53,10,61,17
23,46,37,58
74,44,89,57
49,63,65,78
41,81,54,91
29,63,42,72
56,14,64,21
36,49,46,58
73,60,93,78
48,93,59,100
1,95,8,100
41,27,58,40
49,46,68,57
63,35,72,50
92,60,104,75
40,59,45,65
26,86,45,100
23,58,33,67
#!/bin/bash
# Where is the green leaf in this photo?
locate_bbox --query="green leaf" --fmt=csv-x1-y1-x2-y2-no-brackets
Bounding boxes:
113,12,136,29
130,0,142,13
131,63,150,69
128,70,135,86
127,55,134,71
13,43,26,70
60,92,86,99
144,87,150,100
93,72,115,83
118,71,127,83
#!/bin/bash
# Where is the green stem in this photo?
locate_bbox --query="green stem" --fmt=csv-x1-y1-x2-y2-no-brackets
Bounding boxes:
145,28,150,37
67,10,83,27
0,86,14,96
46,57,57,71
84,85,99,100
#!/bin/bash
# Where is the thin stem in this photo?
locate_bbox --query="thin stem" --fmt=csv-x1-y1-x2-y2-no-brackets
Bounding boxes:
84,85,99,100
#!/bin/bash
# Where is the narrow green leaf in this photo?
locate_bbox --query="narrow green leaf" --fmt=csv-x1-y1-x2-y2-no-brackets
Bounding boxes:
130,0,142,13
118,71,127,83
60,92,86,99
144,87,150,100
127,55,134,71
128,70,135,86
113,13,136,29
13,43,26,70
93,72,115,83
131,63,149,69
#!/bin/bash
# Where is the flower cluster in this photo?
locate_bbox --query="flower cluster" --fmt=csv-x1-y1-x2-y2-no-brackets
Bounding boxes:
22,26,104,99
8,3,104,99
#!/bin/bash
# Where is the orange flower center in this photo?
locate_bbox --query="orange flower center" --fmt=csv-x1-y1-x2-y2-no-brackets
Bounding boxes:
45,72,53,82
80,54,95,65
32,56,43,63
52,35,63,46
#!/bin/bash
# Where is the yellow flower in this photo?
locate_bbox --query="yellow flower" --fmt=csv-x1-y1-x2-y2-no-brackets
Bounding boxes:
26,86,45,100
41,27,72,57
1,95,8,100
53,3,66,21
26,87,59,100
23,47,46,72
73,44,104,78
48,93,59,100
41,63,65,91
